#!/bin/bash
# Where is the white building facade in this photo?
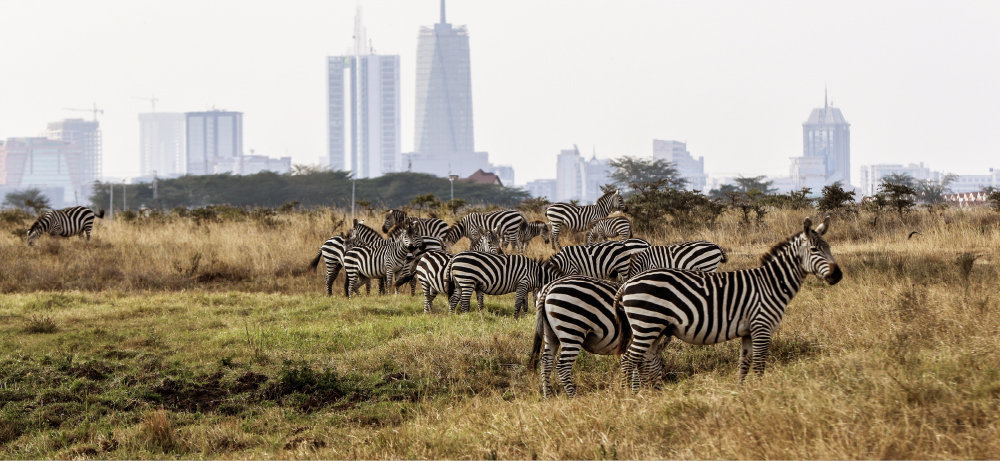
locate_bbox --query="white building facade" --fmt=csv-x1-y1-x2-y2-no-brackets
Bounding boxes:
652,140,706,191
138,112,186,177
555,146,614,203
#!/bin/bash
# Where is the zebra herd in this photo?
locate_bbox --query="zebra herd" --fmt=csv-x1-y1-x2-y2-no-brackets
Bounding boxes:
310,189,843,398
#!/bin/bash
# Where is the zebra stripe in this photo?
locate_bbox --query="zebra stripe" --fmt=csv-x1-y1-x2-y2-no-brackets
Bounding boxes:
549,238,650,282
445,252,564,318
444,210,524,253
545,189,626,249
515,220,550,253
527,275,664,398
27,206,105,246
344,223,420,298
382,210,449,240
617,217,843,390
346,219,384,244
585,215,632,245
394,230,505,313
625,240,728,279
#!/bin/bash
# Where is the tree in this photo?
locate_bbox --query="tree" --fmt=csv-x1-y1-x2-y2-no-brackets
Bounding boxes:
915,174,956,204
623,179,725,231
708,184,740,199
877,176,916,217
290,164,331,175
410,193,439,217
983,186,1000,213
3,188,51,215
817,181,857,213
733,176,776,194
608,156,686,191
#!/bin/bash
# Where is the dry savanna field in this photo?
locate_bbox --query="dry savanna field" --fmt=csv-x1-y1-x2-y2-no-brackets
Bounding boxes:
1,206,999,459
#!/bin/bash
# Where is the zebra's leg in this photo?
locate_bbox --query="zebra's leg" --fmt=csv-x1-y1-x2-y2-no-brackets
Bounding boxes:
555,340,582,398
325,268,334,296
738,335,753,383
550,223,561,250
347,272,357,299
476,288,485,312
642,335,672,390
410,277,417,296
423,285,436,314
750,325,773,379
540,339,557,399
623,326,662,391
460,283,473,314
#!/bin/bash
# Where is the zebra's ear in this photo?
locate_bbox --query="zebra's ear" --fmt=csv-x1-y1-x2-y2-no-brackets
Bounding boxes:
803,217,813,234
816,215,831,236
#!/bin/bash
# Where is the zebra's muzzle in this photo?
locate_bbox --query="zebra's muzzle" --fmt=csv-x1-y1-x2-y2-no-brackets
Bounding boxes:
824,264,843,285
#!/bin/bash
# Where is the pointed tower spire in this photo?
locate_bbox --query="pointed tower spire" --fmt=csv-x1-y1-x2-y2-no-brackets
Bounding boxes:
440,0,446,24
824,86,828,110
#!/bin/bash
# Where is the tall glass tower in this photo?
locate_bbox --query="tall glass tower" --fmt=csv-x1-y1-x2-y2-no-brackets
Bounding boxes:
414,0,474,156
802,92,851,185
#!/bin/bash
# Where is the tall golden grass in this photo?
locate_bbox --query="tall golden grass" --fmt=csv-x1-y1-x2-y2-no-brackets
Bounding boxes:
0,205,998,458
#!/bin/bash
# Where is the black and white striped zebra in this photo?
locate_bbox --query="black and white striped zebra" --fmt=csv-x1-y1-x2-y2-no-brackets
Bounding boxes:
445,252,564,318
549,238,650,282
624,240,728,279
382,210,449,240
443,210,524,252
545,189,626,249
394,230,505,313
527,275,664,398
515,220,550,253
27,206,105,246
346,219,385,243
617,217,843,390
343,222,422,298
585,215,632,245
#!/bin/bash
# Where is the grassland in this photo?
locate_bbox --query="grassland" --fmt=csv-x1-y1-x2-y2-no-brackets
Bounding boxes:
0,207,998,459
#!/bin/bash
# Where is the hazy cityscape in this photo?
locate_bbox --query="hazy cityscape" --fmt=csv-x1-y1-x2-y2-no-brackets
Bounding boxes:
1,1,998,207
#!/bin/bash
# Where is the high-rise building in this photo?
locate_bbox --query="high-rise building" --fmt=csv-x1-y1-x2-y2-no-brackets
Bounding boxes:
185,110,243,175
652,140,706,191
802,92,851,185
139,112,186,177
0,137,85,207
555,146,613,203
42,118,101,185
404,0,490,178
327,7,401,178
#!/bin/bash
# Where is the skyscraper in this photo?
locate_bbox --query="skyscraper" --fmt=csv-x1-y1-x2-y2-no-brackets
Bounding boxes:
0,137,84,207
404,0,490,178
802,92,851,185
43,119,101,186
653,140,707,191
185,110,243,175
139,112,186,177
327,7,401,178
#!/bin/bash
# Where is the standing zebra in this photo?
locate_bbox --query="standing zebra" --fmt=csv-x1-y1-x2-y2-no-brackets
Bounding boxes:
585,215,632,245
528,275,664,398
309,219,386,296
549,238,650,282
546,189,626,250
27,206,105,246
346,219,385,243
514,220,550,254
624,240,728,279
394,229,504,313
445,252,564,318
443,210,524,253
617,217,842,390
382,210,449,240
343,222,422,298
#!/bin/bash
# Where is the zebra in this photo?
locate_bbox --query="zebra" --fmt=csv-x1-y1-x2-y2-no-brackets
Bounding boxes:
307,219,386,296
382,210,449,240
343,221,422,298
394,229,505,313
27,206,105,246
527,275,665,398
549,238,650,282
624,240,728,279
444,252,564,318
515,220,550,254
545,189,626,250
443,210,524,253
585,215,632,245
617,216,843,390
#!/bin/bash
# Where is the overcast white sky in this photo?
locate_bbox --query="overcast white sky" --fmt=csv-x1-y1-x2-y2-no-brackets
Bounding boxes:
1,1,998,186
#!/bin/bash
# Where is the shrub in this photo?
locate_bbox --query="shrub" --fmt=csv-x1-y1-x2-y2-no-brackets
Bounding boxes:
624,180,724,231
760,188,815,210
817,182,857,214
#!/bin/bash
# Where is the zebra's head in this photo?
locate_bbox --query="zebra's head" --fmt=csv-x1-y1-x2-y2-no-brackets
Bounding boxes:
799,216,842,285
26,215,49,246
471,227,503,254
382,209,406,233
532,221,551,244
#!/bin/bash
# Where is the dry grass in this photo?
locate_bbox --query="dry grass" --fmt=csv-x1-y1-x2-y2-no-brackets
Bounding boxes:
0,206,998,458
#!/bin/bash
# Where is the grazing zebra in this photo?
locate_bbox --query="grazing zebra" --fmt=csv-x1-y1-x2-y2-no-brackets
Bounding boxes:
343,222,422,298
617,217,843,390
27,206,105,246
443,210,524,252
528,275,664,398
382,210,449,240
545,189,626,250
585,215,632,245
394,230,505,313
515,220,550,254
624,240,728,278
549,238,650,282
445,253,564,317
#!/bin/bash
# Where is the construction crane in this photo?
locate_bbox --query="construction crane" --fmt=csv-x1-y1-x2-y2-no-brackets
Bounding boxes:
62,102,103,122
132,96,159,113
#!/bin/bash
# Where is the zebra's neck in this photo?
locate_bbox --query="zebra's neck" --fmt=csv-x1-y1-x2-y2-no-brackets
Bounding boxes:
749,238,806,306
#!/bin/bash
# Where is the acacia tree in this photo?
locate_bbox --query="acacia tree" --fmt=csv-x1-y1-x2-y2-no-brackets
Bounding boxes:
608,156,686,191
817,181,857,214
877,174,917,217
3,188,51,215
915,174,956,204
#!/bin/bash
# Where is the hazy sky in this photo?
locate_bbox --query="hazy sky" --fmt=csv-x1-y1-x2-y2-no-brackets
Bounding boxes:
1,1,998,185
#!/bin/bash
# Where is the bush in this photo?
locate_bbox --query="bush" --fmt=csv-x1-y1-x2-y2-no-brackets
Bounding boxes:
724,189,768,225
760,188,815,210
624,180,724,231
817,182,857,214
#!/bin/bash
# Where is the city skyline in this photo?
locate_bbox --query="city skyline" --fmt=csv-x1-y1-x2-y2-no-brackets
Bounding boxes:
0,1,998,185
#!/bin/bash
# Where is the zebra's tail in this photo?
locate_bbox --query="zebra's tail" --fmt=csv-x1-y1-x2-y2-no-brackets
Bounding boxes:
527,289,550,372
309,249,322,271
614,287,633,357
719,246,729,264
443,258,457,299
95,209,106,219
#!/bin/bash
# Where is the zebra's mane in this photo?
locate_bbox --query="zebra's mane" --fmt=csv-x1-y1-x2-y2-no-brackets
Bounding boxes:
758,232,805,265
